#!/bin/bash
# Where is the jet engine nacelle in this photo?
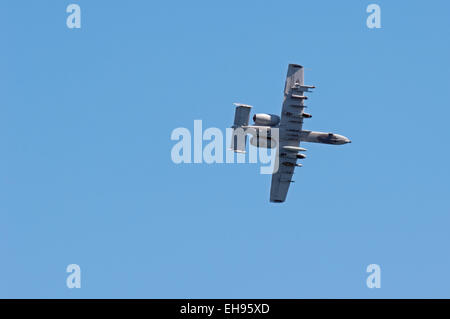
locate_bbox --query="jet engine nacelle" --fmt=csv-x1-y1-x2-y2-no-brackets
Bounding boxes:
249,136,277,149
253,113,280,126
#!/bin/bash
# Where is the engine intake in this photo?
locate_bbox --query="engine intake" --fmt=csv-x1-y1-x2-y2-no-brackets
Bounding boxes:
253,113,280,126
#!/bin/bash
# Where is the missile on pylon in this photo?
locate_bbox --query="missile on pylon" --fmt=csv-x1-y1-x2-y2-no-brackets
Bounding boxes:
283,146,307,152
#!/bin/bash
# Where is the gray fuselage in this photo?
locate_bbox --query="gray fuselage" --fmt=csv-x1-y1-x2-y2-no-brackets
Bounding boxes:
245,126,352,146
299,130,351,145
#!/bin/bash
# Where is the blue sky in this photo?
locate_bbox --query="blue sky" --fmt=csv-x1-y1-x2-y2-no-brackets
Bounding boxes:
1,0,450,298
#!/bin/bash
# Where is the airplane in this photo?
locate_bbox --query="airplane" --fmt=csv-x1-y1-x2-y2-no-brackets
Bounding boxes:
230,64,351,203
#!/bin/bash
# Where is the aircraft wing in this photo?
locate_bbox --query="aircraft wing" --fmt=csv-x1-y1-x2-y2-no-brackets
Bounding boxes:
270,64,311,203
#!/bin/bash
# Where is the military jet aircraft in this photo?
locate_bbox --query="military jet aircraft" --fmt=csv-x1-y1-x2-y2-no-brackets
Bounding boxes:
230,64,351,203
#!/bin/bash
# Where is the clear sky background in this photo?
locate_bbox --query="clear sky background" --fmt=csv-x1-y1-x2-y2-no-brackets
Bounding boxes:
1,0,450,298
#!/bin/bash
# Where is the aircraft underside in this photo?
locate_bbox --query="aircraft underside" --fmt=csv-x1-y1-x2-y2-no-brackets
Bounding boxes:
230,64,351,203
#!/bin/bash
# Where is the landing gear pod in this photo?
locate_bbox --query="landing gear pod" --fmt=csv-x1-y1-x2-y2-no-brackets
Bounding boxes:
249,136,277,149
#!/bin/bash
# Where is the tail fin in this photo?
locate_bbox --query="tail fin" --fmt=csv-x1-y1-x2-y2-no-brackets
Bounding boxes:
230,103,252,153
232,103,252,128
